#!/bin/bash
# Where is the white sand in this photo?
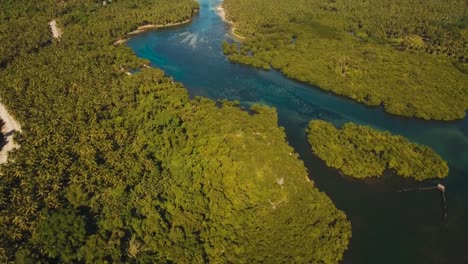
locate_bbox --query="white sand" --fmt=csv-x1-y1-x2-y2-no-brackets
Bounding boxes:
49,19,63,39
0,102,21,164
126,19,193,36
216,5,245,39
216,6,229,23
115,10,199,44
113,38,128,45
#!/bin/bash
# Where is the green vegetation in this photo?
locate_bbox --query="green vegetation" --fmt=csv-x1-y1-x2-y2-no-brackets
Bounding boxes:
307,120,449,180
222,0,468,120
0,0,350,262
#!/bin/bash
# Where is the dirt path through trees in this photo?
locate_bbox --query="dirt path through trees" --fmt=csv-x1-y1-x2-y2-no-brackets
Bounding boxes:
0,102,21,163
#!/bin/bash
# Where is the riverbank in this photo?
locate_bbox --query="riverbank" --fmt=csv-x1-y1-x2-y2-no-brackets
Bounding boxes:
0,102,21,164
127,18,194,35
115,16,196,45
219,0,468,121
216,5,245,39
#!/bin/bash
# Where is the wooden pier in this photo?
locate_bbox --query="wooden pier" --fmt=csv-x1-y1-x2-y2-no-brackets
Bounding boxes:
398,183,446,193
437,183,446,192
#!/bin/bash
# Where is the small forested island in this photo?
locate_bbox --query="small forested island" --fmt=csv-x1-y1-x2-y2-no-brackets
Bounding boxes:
307,120,449,180
0,0,351,263
222,0,468,120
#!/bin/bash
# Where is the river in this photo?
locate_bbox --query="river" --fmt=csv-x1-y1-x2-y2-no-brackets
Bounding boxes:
127,0,468,263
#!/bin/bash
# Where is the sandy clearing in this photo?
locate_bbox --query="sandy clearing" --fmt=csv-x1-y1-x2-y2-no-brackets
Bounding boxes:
0,102,21,164
49,19,62,39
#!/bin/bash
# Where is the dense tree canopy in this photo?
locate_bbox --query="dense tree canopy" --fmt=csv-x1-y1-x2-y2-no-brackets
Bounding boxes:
0,0,350,262
307,120,449,180
222,0,468,120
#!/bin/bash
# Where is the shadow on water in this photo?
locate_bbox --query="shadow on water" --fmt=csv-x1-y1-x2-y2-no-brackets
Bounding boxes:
127,0,468,263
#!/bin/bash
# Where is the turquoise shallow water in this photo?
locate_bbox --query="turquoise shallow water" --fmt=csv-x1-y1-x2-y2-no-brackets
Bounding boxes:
127,0,468,262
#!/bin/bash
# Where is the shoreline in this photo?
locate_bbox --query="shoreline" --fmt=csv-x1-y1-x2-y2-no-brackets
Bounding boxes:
0,102,22,164
127,18,194,35
230,27,246,40
114,12,198,45
216,5,246,40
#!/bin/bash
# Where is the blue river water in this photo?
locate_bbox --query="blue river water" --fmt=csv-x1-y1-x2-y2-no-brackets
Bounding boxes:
127,0,468,263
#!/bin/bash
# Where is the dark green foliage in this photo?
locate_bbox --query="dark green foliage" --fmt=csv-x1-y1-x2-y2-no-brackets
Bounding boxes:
307,120,449,180
119,91,351,263
0,1,53,67
0,119,5,150
0,0,350,263
31,208,86,262
222,40,237,54
222,0,468,120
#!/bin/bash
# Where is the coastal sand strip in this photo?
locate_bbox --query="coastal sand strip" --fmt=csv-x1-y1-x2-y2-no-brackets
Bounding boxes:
126,19,194,35
115,18,194,45
216,5,245,39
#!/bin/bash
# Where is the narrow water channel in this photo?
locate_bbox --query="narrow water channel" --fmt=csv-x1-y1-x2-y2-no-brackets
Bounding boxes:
127,0,468,262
